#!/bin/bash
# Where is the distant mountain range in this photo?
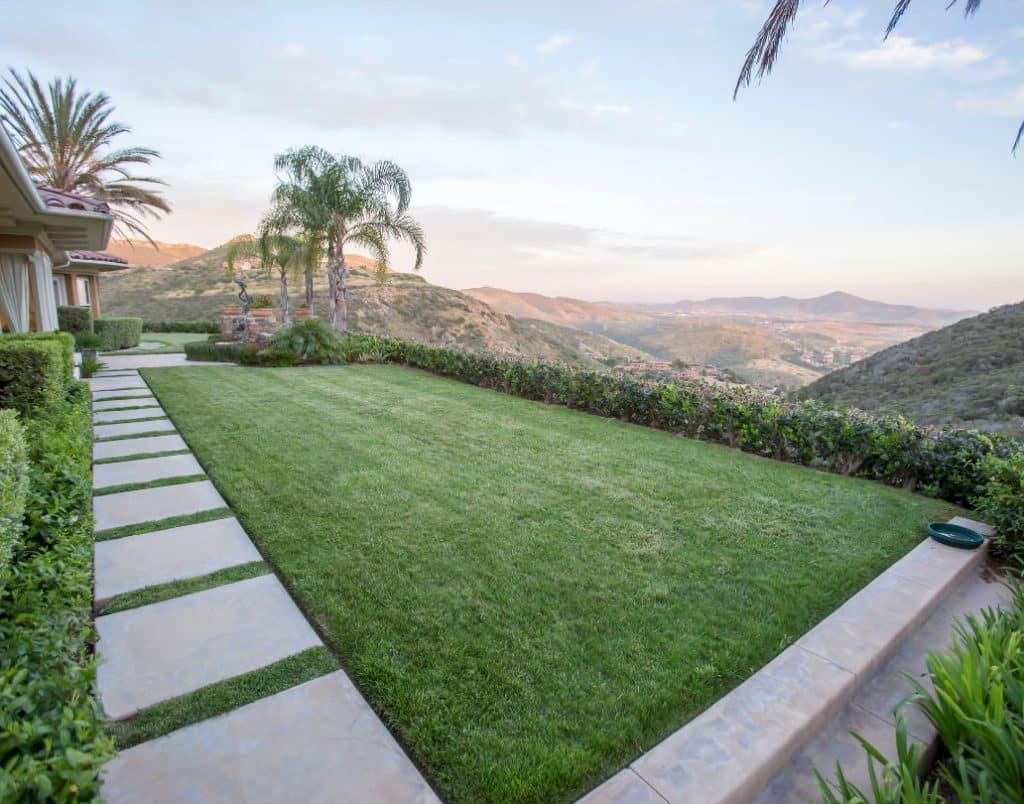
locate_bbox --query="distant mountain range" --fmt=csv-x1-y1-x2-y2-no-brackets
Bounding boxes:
106,239,207,267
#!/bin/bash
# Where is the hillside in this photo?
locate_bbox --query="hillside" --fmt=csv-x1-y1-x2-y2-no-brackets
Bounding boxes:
798,301,1024,435
106,239,206,267
100,240,652,369
464,287,647,326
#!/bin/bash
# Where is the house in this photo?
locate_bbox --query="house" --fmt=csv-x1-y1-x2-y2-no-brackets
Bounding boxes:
0,121,128,332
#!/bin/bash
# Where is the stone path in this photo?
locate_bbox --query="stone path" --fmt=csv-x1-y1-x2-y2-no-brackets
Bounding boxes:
89,367,437,803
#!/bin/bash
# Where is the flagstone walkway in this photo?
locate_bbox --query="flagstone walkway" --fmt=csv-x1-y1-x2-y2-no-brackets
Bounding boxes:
90,366,438,803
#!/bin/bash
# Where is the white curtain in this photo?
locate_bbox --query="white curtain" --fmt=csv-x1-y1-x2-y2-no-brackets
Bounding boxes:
31,252,59,331
0,254,30,333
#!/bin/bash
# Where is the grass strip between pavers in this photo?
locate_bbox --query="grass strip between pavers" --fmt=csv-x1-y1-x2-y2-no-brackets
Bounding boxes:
94,427,176,443
93,449,193,465
91,393,153,402
93,402,161,412
107,646,338,749
93,473,208,497
94,508,234,542
97,561,270,615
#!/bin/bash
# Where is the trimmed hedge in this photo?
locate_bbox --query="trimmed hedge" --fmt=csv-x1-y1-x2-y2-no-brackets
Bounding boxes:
144,320,218,334
977,453,1024,562
0,382,114,799
95,317,142,350
0,336,69,416
2,332,74,386
56,305,93,335
184,340,243,363
341,335,1023,510
0,410,27,577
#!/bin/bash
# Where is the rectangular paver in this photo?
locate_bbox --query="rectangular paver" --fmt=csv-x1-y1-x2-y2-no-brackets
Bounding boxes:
91,376,149,391
96,574,322,719
94,407,167,424
94,434,188,461
94,480,225,531
95,419,175,440
93,396,160,411
93,389,154,401
93,453,204,490
94,517,262,601
101,670,439,802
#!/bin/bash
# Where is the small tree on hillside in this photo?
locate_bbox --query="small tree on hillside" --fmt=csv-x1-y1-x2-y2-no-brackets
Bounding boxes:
225,230,320,325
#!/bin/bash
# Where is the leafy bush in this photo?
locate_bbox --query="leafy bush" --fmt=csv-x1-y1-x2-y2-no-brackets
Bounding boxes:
73,331,104,351
0,410,27,577
94,317,142,350
0,337,67,416
272,319,344,364
976,453,1024,562
56,305,92,335
237,345,299,367
143,320,219,334
249,294,274,310
79,356,103,378
2,332,74,385
340,335,1023,509
0,384,114,800
184,340,242,363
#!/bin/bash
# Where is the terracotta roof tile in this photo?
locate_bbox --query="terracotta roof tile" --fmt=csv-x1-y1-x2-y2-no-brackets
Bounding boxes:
68,250,128,265
36,185,111,215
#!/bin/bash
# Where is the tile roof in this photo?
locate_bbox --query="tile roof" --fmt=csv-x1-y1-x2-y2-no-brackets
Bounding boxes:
36,185,111,215
68,250,128,265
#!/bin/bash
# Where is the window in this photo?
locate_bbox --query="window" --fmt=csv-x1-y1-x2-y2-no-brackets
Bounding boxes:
76,277,91,307
53,276,68,306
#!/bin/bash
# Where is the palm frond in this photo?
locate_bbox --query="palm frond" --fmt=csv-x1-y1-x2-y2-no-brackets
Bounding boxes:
734,0,801,100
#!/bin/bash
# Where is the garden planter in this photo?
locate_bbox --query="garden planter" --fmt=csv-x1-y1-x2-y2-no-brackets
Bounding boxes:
81,348,98,361
294,307,315,321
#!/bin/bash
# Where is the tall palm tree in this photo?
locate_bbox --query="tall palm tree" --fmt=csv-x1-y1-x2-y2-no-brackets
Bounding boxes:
0,69,170,243
734,1,1020,152
225,228,321,325
267,146,425,336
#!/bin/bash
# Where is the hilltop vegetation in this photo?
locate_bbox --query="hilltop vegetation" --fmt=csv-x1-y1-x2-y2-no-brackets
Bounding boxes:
799,301,1024,436
100,239,651,369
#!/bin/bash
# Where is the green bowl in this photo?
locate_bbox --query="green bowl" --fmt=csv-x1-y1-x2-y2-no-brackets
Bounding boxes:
927,522,984,550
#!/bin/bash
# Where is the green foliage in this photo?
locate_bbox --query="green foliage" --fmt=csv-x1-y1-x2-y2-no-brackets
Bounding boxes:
95,317,142,350
56,305,92,335
976,454,1024,562
0,410,27,577
183,340,242,363
237,344,299,367
272,318,344,364
143,320,219,334
339,335,1022,509
0,336,66,416
73,331,103,351
249,294,274,310
2,332,74,385
79,356,102,378
0,385,114,800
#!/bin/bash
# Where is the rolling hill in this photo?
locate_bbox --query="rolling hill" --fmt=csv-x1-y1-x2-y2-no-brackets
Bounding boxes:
100,239,653,370
798,301,1024,435
105,239,207,267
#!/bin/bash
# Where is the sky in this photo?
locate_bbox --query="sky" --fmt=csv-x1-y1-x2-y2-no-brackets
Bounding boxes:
2,0,1022,309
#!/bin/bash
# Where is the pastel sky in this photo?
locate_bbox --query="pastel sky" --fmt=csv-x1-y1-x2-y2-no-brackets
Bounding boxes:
3,0,1022,309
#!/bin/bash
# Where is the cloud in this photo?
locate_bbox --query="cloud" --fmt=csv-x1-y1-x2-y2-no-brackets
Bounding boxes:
536,32,575,54
955,85,1024,118
847,35,989,70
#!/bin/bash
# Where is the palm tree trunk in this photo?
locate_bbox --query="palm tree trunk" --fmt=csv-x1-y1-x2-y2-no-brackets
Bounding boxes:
335,241,349,338
279,271,290,325
326,248,339,332
304,269,314,307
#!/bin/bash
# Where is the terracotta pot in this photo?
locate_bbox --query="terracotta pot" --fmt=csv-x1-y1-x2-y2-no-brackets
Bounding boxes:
250,308,275,317
294,307,314,320
223,305,242,315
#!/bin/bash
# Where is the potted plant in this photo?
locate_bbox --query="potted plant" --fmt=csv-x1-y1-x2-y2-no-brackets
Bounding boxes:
294,305,315,321
74,330,104,361
249,294,275,319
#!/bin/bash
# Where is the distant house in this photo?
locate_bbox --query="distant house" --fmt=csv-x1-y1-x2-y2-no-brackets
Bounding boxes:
0,122,129,332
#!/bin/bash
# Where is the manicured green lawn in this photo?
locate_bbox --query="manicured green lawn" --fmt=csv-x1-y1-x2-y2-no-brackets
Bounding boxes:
144,364,954,803
104,332,206,355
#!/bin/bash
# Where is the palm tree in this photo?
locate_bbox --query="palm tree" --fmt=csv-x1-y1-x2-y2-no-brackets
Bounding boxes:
267,146,425,336
0,69,170,243
225,229,321,325
734,1,1020,153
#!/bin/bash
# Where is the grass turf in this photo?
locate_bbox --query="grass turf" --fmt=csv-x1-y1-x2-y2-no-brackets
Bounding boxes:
103,332,207,355
143,364,955,803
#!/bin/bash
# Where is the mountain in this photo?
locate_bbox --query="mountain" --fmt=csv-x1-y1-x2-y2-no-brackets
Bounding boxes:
105,239,206,267
798,301,1024,435
464,287,647,326
100,240,653,370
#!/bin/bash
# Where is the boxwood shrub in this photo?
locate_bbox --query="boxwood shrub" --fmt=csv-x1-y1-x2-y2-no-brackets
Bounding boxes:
184,340,242,363
0,336,69,416
95,317,142,350
0,382,114,799
56,305,93,335
0,409,27,577
143,320,218,334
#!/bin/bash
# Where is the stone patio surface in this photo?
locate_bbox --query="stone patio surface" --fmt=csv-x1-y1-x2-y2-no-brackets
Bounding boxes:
94,419,175,440
101,671,440,803
93,434,189,461
92,388,154,401
96,575,322,720
93,397,160,411
94,407,168,424
93,480,225,531
94,517,263,601
93,453,204,490
91,376,149,391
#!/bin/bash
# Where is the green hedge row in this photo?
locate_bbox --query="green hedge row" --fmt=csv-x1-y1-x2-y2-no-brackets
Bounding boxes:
184,340,243,362
95,317,142,350
144,320,219,334
56,305,93,334
0,333,74,416
0,410,27,576
0,382,113,799
342,335,1022,511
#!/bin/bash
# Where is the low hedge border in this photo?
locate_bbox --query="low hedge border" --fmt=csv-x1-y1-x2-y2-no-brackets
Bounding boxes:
0,409,27,576
144,321,218,334
95,317,143,350
0,335,73,416
56,306,93,335
184,340,242,363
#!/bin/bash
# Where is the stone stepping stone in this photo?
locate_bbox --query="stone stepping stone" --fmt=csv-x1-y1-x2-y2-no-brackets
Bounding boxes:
93,388,154,401
101,670,439,802
93,397,160,411
94,480,225,532
95,419,175,440
93,370,140,378
93,453,204,490
94,434,188,461
96,575,322,720
91,376,149,391
94,518,262,602
94,407,167,424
